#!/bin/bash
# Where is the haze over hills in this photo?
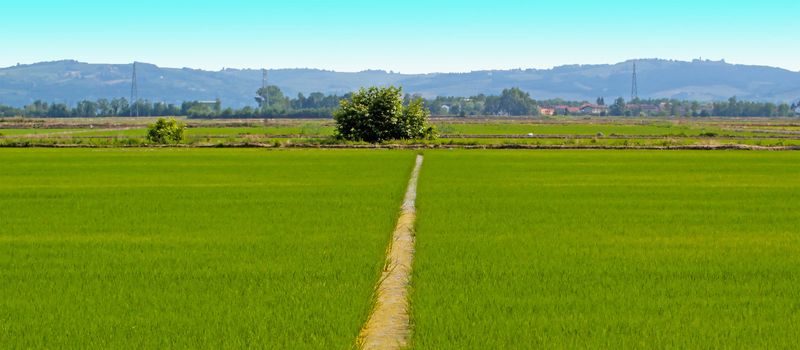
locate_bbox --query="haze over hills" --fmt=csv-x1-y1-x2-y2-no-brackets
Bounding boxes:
1,59,799,108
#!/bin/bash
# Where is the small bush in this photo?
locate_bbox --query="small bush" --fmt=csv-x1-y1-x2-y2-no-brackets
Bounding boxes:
147,118,185,144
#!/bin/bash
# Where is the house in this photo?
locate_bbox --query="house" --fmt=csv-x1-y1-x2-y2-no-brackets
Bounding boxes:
539,107,555,116
554,105,581,115
579,103,609,115
627,104,661,115
640,105,660,114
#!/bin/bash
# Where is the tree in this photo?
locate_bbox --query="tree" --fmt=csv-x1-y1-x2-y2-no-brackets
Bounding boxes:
690,101,700,116
484,88,537,116
596,97,605,106
777,103,790,117
256,85,289,109
74,100,97,117
728,96,740,116
47,103,69,118
610,97,626,116
670,103,680,117
333,86,435,142
25,100,49,117
308,92,325,108
110,98,129,116
146,118,185,144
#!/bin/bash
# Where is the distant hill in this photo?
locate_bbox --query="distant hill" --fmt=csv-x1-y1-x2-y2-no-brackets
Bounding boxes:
1,59,799,107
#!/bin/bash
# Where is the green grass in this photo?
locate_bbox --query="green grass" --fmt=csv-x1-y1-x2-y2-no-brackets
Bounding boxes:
67,125,335,138
3,119,799,146
75,128,149,137
435,122,778,137
0,128,86,136
0,149,415,348
412,150,800,349
183,126,334,137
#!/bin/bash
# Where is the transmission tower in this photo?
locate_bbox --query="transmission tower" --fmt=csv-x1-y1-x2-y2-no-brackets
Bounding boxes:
630,61,639,102
130,62,139,117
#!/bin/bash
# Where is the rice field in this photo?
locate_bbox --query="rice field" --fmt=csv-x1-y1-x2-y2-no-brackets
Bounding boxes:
2,118,800,147
435,122,716,136
412,150,800,349
2,143,800,349
0,149,415,349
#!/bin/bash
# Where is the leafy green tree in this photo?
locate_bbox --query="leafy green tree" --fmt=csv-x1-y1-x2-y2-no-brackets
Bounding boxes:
690,101,700,116
0,104,22,117
778,103,791,117
484,88,538,116
74,100,98,117
333,86,436,142
25,101,49,117
610,97,626,116
96,99,111,116
47,103,69,118
146,118,185,144
110,98,128,116
307,92,325,108
256,86,289,109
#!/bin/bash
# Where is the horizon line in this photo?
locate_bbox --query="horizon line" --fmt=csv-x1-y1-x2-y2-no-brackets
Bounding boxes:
4,57,800,75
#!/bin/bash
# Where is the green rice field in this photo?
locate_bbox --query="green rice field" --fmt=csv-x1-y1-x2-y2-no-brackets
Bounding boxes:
412,150,800,348
0,149,414,349
2,117,799,147
2,146,800,349
436,122,716,136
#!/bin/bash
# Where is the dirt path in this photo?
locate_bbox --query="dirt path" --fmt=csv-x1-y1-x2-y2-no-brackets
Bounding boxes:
1,127,138,139
358,154,423,350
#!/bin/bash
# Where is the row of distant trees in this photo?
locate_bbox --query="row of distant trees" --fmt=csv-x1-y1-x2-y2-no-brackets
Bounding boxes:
430,93,798,118
0,99,187,118
0,86,797,118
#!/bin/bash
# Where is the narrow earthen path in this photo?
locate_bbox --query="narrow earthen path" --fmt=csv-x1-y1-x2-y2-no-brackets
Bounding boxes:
358,154,423,350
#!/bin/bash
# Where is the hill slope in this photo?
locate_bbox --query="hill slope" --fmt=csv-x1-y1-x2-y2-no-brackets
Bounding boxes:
1,59,799,107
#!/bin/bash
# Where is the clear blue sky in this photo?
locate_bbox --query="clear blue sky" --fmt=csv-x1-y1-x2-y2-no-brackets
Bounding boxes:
2,0,798,73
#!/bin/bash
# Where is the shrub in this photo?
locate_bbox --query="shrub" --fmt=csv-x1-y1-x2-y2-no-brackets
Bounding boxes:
333,86,436,143
146,118,185,144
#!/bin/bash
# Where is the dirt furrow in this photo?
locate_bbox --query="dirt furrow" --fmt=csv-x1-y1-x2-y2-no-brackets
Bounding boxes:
358,154,423,350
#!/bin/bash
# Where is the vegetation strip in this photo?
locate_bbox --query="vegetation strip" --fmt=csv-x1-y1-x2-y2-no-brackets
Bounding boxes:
359,155,423,350
3,143,800,150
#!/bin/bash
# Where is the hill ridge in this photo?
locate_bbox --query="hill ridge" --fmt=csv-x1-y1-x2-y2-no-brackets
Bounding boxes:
1,59,799,107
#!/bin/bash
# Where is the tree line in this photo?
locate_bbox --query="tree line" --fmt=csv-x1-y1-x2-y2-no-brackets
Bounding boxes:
0,87,797,118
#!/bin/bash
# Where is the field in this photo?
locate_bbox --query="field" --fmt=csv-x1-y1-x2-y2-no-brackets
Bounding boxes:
0,149,415,348
412,150,800,348
3,117,800,148
2,120,800,349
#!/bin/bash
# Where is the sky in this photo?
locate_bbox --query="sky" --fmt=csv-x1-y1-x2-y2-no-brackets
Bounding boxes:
2,0,799,73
